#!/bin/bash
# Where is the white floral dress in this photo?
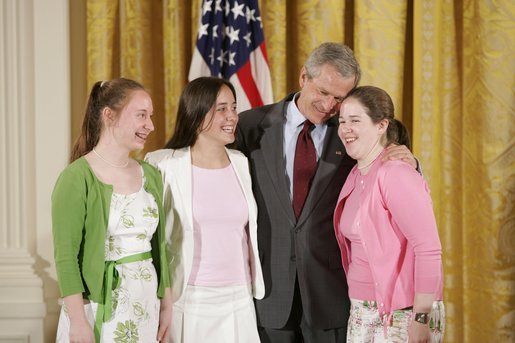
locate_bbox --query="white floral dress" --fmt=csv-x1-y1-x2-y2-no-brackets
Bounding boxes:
56,182,161,343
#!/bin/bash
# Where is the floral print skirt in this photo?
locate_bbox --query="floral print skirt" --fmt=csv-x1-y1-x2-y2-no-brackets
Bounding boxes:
347,299,445,343
56,259,160,343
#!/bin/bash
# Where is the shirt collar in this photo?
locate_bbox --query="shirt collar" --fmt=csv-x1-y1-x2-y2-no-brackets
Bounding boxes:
288,92,306,127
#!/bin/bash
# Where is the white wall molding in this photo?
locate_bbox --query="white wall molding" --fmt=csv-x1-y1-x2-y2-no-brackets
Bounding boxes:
33,0,71,341
0,334,29,343
0,0,70,341
0,0,45,341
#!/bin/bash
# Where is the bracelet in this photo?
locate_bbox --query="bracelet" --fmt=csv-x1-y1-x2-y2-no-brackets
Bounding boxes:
414,312,430,324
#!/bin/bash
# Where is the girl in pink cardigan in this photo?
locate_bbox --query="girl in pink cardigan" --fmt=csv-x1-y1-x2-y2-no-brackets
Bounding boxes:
334,86,445,342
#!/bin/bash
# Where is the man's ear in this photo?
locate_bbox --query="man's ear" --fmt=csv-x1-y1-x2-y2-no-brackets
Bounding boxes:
299,67,308,88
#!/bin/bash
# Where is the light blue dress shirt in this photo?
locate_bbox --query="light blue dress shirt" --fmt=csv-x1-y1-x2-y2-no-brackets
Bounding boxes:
284,93,328,199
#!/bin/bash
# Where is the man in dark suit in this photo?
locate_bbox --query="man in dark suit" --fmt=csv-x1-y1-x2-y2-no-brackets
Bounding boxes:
236,42,415,343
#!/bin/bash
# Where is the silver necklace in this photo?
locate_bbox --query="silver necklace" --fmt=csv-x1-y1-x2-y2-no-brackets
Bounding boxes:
357,151,382,171
92,148,129,168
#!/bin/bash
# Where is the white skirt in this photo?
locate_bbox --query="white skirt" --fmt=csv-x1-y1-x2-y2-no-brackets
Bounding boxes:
170,283,260,343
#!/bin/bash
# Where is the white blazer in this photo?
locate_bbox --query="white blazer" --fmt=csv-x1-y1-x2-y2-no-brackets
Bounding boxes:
145,147,265,303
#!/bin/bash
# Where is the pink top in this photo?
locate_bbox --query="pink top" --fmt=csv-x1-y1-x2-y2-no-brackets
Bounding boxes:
334,153,443,317
338,181,375,300
188,164,251,286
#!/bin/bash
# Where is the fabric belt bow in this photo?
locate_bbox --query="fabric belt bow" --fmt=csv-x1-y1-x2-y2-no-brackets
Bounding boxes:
94,251,152,342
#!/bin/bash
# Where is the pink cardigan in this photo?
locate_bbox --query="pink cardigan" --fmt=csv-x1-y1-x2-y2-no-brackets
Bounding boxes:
333,157,443,317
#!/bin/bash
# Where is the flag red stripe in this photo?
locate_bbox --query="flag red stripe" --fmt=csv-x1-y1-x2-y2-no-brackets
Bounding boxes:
236,60,264,108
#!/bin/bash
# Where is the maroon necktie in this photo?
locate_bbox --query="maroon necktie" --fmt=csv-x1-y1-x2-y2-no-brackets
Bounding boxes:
293,121,317,219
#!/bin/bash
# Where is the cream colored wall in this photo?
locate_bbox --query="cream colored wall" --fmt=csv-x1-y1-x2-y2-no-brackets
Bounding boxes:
34,0,72,340
0,0,74,342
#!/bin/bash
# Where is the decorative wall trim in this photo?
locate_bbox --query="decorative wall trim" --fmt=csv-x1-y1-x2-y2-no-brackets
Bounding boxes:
0,0,70,341
0,334,30,343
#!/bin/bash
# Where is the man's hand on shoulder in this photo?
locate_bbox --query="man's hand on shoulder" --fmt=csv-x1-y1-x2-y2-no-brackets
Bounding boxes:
382,144,417,169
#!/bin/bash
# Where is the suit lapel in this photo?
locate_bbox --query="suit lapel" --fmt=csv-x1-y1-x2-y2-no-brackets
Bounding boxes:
259,99,297,224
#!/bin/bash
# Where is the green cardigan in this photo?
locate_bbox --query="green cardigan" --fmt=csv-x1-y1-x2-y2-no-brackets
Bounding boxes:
52,157,170,302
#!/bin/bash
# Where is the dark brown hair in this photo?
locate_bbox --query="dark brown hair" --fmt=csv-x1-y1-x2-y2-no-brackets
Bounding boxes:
345,85,411,150
70,78,145,162
165,77,236,149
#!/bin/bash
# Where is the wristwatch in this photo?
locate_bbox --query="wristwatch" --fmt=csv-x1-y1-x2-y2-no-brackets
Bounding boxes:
414,312,430,324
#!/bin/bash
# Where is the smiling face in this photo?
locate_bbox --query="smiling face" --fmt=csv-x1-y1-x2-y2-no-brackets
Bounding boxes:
197,85,238,147
296,64,356,124
338,97,388,163
108,89,154,151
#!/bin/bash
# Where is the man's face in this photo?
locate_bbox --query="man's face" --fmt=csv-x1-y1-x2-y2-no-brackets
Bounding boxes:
296,64,356,124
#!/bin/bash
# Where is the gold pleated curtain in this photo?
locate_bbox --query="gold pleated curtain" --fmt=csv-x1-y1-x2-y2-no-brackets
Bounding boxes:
82,0,515,341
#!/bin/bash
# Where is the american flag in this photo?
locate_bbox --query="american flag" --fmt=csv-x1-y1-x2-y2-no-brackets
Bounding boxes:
188,0,273,111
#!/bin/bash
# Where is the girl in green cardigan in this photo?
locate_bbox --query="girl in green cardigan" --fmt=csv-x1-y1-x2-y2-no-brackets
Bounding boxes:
52,78,171,342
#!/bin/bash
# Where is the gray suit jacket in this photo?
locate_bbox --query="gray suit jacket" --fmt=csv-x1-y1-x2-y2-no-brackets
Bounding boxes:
236,93,356,330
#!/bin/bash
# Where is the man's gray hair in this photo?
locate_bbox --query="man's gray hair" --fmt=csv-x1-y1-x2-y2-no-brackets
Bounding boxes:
304,42,361,86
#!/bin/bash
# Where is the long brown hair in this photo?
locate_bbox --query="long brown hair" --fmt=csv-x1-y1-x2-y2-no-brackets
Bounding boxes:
70,78,145,162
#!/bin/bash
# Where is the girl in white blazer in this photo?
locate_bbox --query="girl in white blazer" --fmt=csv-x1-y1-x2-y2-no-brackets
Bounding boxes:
145,77,264,343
